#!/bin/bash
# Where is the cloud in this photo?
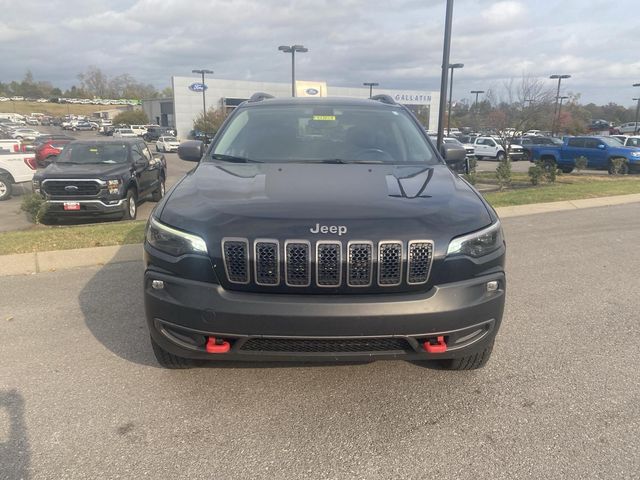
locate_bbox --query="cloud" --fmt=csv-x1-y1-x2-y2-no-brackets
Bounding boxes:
0,0,637,105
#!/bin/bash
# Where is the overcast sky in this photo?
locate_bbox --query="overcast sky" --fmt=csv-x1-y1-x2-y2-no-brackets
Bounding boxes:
1,0,638,106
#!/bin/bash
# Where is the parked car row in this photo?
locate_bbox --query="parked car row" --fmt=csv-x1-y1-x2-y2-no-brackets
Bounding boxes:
0,97,142,106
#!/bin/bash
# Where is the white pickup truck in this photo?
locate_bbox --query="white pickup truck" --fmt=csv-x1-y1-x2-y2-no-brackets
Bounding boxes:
0,153,37,200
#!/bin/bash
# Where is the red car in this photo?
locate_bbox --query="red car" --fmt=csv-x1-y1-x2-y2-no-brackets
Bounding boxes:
35,140,72,167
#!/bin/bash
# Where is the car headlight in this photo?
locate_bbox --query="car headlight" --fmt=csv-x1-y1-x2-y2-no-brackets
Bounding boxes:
146,217,208,256
32,179,40,193
630,152,640,158
107,179,121,194
447,221,504,258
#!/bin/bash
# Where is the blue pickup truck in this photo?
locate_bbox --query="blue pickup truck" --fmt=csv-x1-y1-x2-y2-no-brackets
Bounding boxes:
530,136,640,174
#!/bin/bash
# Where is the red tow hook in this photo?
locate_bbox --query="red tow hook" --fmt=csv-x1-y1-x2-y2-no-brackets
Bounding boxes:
206,337,231,354
424,336,447,354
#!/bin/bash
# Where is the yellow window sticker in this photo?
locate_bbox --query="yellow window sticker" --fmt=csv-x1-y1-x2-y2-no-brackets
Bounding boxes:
312,115,336,121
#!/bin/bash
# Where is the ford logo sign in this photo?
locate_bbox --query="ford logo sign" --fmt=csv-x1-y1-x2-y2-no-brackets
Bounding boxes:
189,83,208,92
305,88,319,96
65,185,79,192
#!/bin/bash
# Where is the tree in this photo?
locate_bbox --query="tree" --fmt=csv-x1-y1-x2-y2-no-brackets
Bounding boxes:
193,108,228,134
78,66,109,98
112,109,149,126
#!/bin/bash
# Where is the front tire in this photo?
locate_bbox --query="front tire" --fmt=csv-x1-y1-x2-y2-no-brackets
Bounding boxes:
608,158,629,175
151,337,194,369
438,341,494,370
0,176,12,201
123,189,137,220
496,151,506,162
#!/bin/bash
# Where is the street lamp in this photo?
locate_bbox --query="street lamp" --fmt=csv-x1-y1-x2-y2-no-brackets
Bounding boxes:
436,0,455,151
446,63,464,135
550,74,571,135
192,68,213,140
633,83,640,134
363,82,379,99
278,45,308,97
557,95,569,135
470,90,484,132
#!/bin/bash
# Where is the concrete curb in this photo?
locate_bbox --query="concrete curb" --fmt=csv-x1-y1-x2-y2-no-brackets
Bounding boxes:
1,244,142,277
1,194,639,277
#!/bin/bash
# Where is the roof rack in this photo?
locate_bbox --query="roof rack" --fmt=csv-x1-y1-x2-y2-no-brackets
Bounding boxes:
370,94,397,105
248,92,275,103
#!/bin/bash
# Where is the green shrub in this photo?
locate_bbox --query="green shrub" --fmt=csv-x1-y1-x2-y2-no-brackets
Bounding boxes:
463,157,478,185
112,109,148,126
21,193,49,223
610,157,628,175
528,162,544,185
543,160,558,183
575,155,588,172
496,156,512,190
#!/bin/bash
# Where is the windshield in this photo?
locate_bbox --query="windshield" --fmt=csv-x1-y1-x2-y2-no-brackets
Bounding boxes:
211,104,438,165
56,143,129,164
600,137,624,147
162,136,177,142
443,138,463,146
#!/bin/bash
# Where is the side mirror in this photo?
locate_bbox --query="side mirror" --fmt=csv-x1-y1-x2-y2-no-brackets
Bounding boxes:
597,144,605,149
178,140,204,162
441,145,467,173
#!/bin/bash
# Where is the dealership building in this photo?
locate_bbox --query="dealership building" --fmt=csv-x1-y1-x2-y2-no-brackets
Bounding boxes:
143,76,440,140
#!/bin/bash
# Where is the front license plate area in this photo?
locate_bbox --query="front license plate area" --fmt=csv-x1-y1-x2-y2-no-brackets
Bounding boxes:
63,202,81,211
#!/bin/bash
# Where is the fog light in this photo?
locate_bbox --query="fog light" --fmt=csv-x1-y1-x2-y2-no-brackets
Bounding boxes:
151,280,164,290
486,281,499,292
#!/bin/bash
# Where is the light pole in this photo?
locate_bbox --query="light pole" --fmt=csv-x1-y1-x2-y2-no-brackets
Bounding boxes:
557,95,568,135
446,63,464,135
471,90,484,132
192,68,213,139
278,45,308,97
436,0,455,151
363,82,379,98
550,74,571,135
633,83,640,134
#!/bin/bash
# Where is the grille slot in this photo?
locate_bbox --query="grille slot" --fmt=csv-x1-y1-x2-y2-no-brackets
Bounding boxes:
240,337,411,353
407,241,434,284
316,242,342,287
254,240,280,286
347,241,373,287
43,180,101,196
378,241,403,286
285,241,311,287
222,238,249,284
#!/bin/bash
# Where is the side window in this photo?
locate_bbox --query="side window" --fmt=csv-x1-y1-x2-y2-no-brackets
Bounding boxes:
476,138,485,145
139,143,152,160
486,139,496,147
131,145,145,163
584,139,600,149
567,138,584,148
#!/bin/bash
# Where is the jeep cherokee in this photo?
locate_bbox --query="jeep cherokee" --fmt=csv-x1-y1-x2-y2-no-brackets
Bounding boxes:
144,94,506,370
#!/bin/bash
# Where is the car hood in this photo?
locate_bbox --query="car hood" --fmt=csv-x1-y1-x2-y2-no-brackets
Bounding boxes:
35,162,129,179
158,163,494,256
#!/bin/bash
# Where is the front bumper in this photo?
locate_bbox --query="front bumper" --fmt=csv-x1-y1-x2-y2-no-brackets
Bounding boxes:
45,198,127,216
144,269,506,362
508,151,525,160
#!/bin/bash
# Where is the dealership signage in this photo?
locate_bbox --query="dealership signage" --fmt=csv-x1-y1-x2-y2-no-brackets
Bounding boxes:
189,83,208,92
393,93,431,104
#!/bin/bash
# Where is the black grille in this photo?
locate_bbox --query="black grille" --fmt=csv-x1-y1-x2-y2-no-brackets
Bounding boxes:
348,242,373,286
255,241,279,285
408,241,433,284
317,243,341,287
223,239,249,284
240,337,412,353
285,242,310,286
379,242,402,286
43,180,101,196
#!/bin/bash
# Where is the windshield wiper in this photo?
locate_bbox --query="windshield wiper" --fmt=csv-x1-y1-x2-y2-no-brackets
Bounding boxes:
311,159,384,164
211,154,262,163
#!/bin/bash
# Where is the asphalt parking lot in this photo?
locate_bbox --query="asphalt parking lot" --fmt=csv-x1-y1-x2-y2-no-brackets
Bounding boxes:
1,204,638,479
0,127,193,232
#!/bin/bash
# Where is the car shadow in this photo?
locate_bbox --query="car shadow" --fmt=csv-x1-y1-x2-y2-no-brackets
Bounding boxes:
78,242,374,369
0,389,31,480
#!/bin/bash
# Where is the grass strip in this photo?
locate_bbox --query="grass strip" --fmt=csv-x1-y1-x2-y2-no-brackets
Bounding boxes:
0,221,146,255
